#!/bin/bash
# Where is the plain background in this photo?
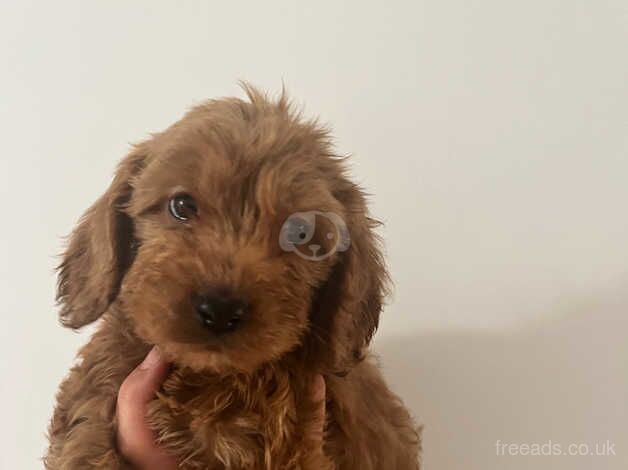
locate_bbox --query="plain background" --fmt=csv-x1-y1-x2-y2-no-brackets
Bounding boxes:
1,1,626,469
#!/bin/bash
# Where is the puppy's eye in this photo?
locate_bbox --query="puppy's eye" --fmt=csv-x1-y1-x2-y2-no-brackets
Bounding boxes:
280,214,315,247
168,194,198,221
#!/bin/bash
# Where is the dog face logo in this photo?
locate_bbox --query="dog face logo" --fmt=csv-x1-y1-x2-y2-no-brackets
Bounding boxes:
279,211,350,260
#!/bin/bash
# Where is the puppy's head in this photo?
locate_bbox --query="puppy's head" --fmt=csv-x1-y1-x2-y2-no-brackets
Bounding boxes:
57,86,388,373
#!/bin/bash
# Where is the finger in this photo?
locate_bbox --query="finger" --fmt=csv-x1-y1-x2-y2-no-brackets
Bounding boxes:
307,374,326,441
116,347,178,469
311,374,326,403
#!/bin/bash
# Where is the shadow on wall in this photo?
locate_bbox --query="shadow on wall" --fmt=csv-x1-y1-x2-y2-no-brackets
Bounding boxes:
374,288,628,470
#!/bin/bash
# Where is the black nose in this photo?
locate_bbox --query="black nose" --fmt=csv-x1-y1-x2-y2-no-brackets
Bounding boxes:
193,289,247,334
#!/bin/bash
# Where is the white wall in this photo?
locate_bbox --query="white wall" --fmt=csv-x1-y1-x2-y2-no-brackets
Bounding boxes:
1,1,626,468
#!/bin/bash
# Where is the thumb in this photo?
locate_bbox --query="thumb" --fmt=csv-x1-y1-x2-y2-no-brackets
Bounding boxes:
116,347,178,469
118,347,170,405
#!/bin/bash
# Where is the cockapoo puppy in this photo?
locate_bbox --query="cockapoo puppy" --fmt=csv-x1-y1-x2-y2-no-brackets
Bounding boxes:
45,86,421,469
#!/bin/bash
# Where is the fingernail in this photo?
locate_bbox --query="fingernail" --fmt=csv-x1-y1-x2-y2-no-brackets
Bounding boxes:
139,346,161,370
312,374,326,401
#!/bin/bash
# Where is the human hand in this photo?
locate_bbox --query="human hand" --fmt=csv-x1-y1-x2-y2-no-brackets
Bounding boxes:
115,347,327,469
116,347,178,470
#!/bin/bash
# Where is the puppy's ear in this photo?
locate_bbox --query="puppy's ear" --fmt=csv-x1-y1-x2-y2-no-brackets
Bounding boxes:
309,185,389,373
56,148,146,328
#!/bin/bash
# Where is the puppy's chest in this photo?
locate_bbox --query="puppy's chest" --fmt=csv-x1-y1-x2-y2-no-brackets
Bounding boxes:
147,370,306,469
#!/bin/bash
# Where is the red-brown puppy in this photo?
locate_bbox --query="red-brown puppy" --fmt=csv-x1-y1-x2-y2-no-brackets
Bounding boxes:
45,86,421,469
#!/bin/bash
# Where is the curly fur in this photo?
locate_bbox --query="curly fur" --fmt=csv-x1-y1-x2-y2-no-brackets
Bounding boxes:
45,85,421,469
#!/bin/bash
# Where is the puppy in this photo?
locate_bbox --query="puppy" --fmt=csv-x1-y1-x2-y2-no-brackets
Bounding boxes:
45,86,421,469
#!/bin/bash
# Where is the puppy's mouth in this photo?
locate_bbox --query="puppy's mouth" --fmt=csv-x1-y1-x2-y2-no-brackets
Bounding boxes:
169,332,227,349
164,316,238,349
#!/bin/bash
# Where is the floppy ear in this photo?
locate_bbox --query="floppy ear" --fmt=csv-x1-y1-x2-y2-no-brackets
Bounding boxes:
309,185,389,373
56,148,146,329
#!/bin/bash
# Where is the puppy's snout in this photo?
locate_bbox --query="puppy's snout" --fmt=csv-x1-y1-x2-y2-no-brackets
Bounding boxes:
193,288,247,335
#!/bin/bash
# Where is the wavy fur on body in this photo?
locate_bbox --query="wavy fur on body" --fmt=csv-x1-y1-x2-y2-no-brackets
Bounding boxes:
45,86,421,469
